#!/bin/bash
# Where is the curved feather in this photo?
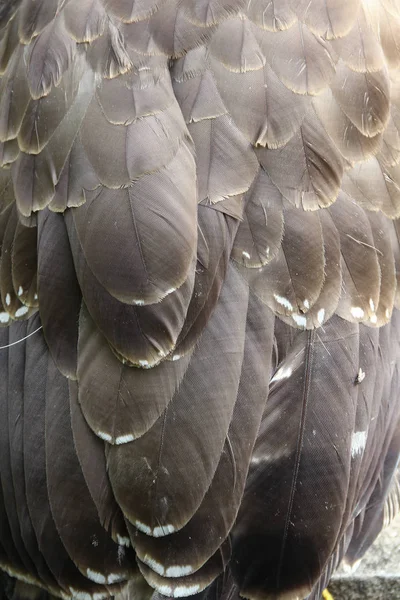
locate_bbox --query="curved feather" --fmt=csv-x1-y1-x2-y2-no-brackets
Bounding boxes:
258,22,337,95
342,157,400,219
331,7,385,73
37,210,81,379
257,111,343,210
329,193,381,323
232,316,361,599
45,356,135,584
0,44,30,143
69,381,130,545
5,319,59,593
69,144,197,306
11,219,37,309
331,62,390,138
64,0,106,43
189,114,258,204
106,264,248,534
237,202,325,322
0,205,32,320
25,13,75,100
77,306,193,444
247,0,296,32
292,0,360,39
210,58,309,147
133,294,274,577
209,16,265,73
232,170,284,268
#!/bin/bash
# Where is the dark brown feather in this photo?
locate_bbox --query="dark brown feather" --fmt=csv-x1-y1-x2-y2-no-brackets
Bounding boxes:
37,210,81,379
106,264,248,533
45,356,135,584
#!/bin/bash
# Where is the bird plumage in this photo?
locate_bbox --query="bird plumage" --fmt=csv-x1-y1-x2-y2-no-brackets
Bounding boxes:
0,0,400,599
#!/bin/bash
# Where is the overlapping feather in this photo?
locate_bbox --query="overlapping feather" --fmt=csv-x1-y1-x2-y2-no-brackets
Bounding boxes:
1,1,400,599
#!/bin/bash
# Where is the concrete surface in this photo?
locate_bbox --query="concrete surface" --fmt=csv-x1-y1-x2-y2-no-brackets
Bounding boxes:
329,516,400,599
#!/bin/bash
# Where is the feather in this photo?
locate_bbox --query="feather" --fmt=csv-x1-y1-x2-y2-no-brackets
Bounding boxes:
231,316,361,599
381,0,400,19
330,63,390,138
66,204,197,368
37,210,81,379
173,68,228,124
257,112,343,210
0,0,22,31
209,16,265,73
0,139,19,167
132,294,274,578
11,219,37,309
0,203,13,325
115,576,154,600
367,2,400,68
171,45,208,83
25,14,75,100
86,19,132,79
342,157,400,219
183,0,245,26
327,323,380,569
121,1,210,58
247,0,296,32
257,22,337,96
96,68,173,126
0,45,31,143
345,345,400,565
17,68,78,155
331,8,386,73
0,14,19,74
69,381,130,544
102,0,167,24
300,209,342,329
44,355,135,584
0,479,24,577
5,319,59,593
12,66,95,217
1,2,400,599
0,170,15,212
106,264,248,534
21,315,117,596
17,0,59,44
392,219,400,308
189,115,258,203
77,305,193,444
0,323,38,578
231,170,284,268
49,137,99,213
329,193,381,323
309,523,355,599
11,151,56,218
384,467,400,526
367,212,396,325
0,205,31,320
205,194,245,220
69,142,197,305
64,0,106,43
292,0,360,39
313,88,383,163
237,202,325,323
173,205,237,357
80,86,188,189
272,207,342,330
137,552,224,597
349,317,400,516
379,115,400,168
210,58,309,147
